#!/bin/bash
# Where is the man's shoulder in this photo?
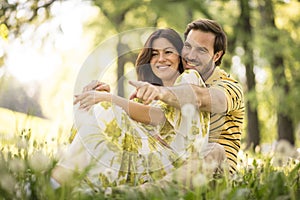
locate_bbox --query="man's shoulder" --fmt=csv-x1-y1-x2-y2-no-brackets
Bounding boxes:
208,67,241,86
207,67,244,99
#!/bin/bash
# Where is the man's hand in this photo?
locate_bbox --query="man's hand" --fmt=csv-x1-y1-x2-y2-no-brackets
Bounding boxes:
82,80,110,93
129,80,162,105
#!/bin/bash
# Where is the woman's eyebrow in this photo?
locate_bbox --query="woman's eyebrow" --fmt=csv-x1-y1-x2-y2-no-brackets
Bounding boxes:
152,47,176,51
165,47,176,50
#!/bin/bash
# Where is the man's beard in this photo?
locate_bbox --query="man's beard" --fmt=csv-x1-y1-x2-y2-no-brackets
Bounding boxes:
198,58,215,81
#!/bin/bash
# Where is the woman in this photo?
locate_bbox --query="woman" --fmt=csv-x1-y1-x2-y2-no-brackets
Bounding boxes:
51,28,209,189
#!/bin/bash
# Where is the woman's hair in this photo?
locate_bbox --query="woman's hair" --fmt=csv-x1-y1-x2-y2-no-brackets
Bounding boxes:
135,28,184,86
184,19,227,66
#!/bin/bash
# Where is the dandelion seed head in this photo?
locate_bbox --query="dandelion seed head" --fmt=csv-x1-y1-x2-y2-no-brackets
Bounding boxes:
8,158,26,173
219,188,231,199
0,174,16,194
16,139,28,149
192,173,207,188
235,188,251,198
104,187,112,197
28,150,51,172
272,140,297,167
275,140,293,155
202,159,218,175
104,168,113,175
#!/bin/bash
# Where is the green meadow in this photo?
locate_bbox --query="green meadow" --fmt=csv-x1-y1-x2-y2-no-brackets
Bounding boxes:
0,108,299,200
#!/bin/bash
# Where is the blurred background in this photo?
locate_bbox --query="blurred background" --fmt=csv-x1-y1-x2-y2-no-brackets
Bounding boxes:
0,0,299,151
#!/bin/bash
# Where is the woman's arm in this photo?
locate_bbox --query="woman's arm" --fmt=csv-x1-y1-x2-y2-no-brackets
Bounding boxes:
74,90,166,126
111,94,166,126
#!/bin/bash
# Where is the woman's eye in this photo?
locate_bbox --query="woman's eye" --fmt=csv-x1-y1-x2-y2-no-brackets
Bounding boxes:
166,51,173,54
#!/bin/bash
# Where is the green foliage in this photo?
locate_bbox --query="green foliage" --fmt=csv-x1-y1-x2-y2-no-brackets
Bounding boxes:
0,0,59,38
2,0,300,185
1,128,300,199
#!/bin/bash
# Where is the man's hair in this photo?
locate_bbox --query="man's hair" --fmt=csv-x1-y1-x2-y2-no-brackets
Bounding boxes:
184,19,227,66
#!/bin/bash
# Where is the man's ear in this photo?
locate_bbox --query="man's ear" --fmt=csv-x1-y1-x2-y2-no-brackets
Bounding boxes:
213,51,223,62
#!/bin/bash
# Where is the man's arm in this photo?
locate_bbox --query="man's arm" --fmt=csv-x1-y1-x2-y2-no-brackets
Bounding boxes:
159,84,227,113
130,80,227,114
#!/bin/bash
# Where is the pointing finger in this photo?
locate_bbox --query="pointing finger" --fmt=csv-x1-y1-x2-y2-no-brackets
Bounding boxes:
129,80,145,88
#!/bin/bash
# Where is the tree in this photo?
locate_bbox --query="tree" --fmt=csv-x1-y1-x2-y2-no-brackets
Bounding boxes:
258,0,295,145
93,0,157,97
0,0,58,38
237,0,260,149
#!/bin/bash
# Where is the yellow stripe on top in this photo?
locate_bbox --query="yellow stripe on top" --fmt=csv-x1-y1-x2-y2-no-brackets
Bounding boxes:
206,67,245,173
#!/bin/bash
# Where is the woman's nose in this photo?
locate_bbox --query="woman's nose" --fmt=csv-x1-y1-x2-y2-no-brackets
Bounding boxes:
158,53,166,62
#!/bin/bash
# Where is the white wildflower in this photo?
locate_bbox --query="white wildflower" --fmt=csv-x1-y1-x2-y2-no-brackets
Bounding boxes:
8,158,26,173
104,187,112,198
192,173,207,188
0,174,16,194
28,150,51,172
202,160,218,175
104,168,114,182
235,188,251,198
16,139,28,149
272,140,297,167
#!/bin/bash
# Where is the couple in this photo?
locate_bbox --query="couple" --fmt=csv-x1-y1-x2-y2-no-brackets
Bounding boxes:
51,18,244,189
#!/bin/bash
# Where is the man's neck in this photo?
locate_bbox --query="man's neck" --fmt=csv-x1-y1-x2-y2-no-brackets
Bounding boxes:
202,65,216,82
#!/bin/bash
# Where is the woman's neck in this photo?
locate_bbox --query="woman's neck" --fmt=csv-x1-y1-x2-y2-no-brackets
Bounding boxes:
163,73,180,86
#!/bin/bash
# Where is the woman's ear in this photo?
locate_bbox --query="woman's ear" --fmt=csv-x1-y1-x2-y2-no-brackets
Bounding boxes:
213,51,223,62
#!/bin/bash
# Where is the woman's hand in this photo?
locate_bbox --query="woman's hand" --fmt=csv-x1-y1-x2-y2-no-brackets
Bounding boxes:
82,80,111,93
73,91,111,111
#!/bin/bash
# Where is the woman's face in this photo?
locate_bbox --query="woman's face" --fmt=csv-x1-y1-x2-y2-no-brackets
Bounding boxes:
150,38,180,86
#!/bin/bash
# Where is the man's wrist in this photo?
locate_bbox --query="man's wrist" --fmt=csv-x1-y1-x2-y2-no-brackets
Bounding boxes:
157,86,168,101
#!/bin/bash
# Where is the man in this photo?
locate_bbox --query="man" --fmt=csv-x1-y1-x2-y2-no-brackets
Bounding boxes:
130,19,245,174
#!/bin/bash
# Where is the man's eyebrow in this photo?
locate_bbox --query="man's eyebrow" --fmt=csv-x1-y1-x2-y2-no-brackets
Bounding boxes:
186,40,209,52
197,46,209,52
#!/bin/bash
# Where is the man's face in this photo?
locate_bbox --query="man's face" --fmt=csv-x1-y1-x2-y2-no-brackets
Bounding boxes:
182,29,219,81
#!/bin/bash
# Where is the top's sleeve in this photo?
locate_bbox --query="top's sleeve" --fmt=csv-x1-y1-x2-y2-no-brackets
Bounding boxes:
210,79,244,113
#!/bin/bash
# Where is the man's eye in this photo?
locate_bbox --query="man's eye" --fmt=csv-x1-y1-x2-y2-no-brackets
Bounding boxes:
198,48,208,54
199,49,206,53
184,43,191,49
165,51,173,54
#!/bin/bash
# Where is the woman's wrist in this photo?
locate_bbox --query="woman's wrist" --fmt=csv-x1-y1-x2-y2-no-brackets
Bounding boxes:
105,92,113,102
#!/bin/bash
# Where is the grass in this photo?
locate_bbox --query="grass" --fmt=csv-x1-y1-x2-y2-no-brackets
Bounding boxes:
1,110,300,199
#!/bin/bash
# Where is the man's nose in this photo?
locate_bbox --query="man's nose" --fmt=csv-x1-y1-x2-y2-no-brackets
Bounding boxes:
185,49,197,60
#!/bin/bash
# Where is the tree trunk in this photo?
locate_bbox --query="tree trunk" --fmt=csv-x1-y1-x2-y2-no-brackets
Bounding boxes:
238,0,260,149
273,55,295,144
117,40,126,97
259,0,295,145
